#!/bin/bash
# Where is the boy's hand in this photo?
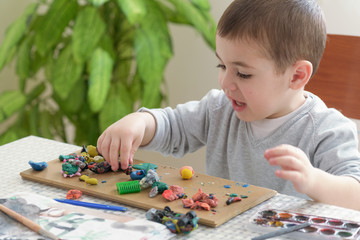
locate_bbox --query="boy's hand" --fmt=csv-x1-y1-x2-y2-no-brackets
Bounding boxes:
97,112,156,171
264,144,317,194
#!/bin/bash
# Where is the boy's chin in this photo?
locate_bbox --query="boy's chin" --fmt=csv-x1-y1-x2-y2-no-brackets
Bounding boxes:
235,112,257,122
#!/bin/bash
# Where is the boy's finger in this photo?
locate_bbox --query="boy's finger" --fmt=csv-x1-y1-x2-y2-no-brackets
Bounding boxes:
268,156,303,171
265,144,302,159
96,133,105,153
129,138,142,166
275,169,301,182
99,136,111,166
109,139,120,171
119,140,132,170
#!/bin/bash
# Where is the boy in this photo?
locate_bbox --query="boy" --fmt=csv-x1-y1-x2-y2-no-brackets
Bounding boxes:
97,0,360,210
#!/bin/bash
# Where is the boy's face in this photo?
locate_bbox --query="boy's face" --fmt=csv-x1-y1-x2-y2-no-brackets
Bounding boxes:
216,35,299,122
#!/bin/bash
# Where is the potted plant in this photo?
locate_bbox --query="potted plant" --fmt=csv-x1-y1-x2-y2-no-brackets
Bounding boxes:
0,0,216,145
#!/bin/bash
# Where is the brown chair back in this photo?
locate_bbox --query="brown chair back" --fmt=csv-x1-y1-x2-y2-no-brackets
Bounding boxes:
305,34,360,119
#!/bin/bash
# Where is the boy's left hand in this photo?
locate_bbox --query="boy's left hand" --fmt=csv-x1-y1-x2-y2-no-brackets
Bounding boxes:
264,144,316,194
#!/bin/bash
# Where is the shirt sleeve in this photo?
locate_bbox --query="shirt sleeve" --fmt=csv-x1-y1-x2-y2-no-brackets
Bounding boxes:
312,109,360,182
138,89,222,157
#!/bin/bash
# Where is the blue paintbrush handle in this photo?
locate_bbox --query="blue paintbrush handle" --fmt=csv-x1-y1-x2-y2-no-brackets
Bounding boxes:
54,199,127,212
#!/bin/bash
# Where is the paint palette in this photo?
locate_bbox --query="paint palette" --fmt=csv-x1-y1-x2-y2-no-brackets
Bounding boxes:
250,209,360,239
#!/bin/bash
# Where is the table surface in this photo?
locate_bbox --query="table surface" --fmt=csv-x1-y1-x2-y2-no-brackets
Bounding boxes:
2,136,360,240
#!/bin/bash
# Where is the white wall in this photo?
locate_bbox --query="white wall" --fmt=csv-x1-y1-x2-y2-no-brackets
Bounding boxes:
0,0,35,92
317,0,360,36
0,0,359,173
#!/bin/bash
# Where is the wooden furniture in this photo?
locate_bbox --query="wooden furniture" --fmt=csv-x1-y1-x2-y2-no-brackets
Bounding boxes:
5,136,360,239
21,154,276,228
305,34,360,119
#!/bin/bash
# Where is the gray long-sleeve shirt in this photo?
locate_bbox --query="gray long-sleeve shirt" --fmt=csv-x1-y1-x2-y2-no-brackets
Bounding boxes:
140,89,360,199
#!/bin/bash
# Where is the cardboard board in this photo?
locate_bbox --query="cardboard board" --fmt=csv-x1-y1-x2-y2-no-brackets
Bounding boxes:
20,154,277,227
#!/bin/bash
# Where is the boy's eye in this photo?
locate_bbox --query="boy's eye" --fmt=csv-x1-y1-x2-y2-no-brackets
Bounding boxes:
216,64,252,79
216,64,226,70
237,72,252,79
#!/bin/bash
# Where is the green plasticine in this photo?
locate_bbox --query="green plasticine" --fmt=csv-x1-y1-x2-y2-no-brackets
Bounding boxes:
152,182,168,193
132,163,158,171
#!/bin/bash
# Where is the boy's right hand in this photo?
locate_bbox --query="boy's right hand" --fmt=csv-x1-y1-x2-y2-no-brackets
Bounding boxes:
96,112,156,171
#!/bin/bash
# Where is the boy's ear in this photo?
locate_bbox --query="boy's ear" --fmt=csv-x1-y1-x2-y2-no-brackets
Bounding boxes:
289,60,313,90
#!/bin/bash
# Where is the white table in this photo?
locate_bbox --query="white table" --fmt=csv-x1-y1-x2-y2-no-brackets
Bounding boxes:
1,136,359,239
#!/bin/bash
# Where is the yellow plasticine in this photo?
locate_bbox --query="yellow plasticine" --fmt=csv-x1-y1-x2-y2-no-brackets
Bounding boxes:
180,166,194,180
87,145,98,157
79,175,90,181
85,178,98,185
181,168,193,179
93,156,105,163
81,152,91,163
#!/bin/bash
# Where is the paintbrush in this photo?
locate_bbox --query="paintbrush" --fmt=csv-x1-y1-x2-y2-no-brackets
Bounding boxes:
251,222,311,240
0,204,60,240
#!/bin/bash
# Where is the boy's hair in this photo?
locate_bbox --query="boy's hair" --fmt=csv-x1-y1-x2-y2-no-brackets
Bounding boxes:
217,0,327,76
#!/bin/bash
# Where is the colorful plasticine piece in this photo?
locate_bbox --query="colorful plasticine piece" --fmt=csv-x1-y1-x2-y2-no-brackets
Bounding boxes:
86,145,98,157
79,174,90,181
28,160,47,171
146,206,199,234
163,185,185,201
180,166,194,180
132,163,158,171
182,188,218,211
152,182,169,193
88,161,112,174
226,196,242,205
149,186,159,198
85,178,98,185
59,153,77,161
139,169,160,188
61,162,81,178
130,169,146,180
116,181,141,194
66,189,82,199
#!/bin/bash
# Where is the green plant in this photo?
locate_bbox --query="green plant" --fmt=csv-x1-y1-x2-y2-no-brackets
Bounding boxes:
0,0,215,145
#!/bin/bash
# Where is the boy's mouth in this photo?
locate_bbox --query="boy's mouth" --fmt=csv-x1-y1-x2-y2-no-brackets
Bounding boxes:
232,99,247,112
235,100,245,106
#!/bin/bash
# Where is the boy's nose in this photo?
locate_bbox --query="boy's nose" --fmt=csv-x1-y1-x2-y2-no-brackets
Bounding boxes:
221,72,237,91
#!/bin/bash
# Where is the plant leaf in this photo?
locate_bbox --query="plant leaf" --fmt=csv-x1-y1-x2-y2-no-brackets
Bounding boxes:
54,79,84,114
113,17,134,84
0,90,27,118
26,82,46,103
134,0,173,108
87,48,114,113
169,0,216,49
35,0,78,56
98,34,116,60
156,1,189,24
52,110,67,142
38,110,54,139
72,6,106,63
0,130,18,145
51,45,83,100
86,0,110,7
0,3,38,71
114,39,133,84
191,0,210,11
16,37,33,88
28,104,40,135
116,0,147,24
129,72,142,102
0,110,4,124
99,83,133,131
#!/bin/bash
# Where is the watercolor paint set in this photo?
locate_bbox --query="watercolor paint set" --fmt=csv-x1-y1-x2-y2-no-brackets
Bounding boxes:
250,209,360,239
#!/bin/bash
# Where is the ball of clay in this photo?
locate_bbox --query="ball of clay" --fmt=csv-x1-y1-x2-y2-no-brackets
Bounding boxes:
28,160,47,171
85,178,98,185
180,166,194,180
